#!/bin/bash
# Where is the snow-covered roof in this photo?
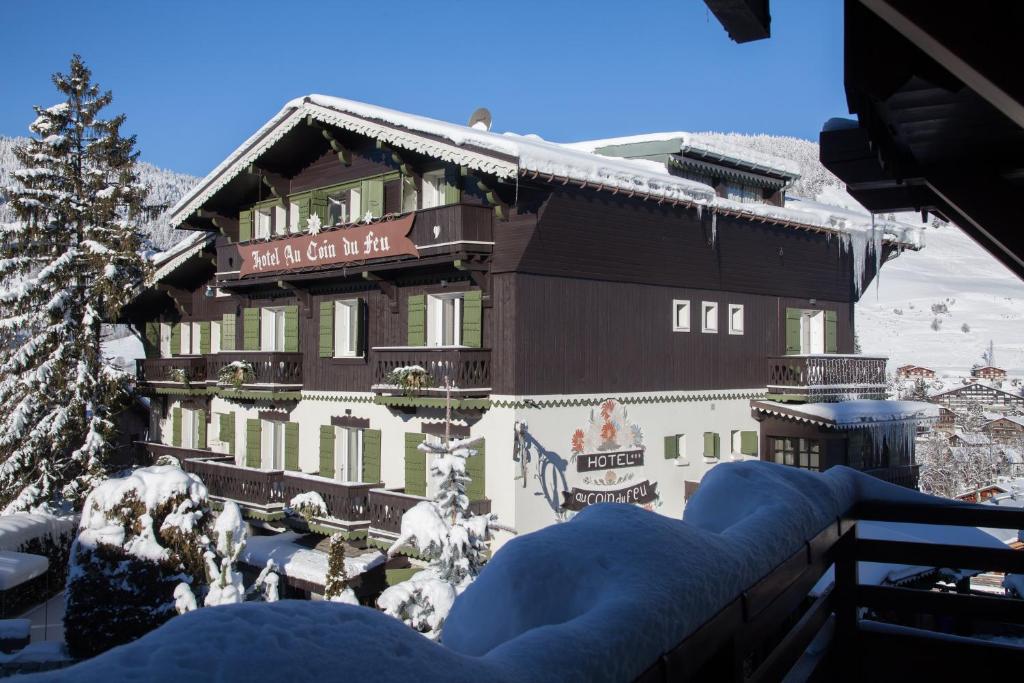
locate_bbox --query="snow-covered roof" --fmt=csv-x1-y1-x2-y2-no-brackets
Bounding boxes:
0,550,48,590
562,131,802,178
241,532,384,587
930,382,1022,399
149,230,214,284
752,399,939,428
0,512,76,553
949,431,991,446
167,95,923,252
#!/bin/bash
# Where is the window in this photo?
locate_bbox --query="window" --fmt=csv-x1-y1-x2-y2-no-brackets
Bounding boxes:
428,293,463,346
665,434,688,465
261,307,287,352
672,300,690,332
723,182,761,204
334,427,363,482
159,322,172,358
180,322,192,354
254,207,272,239
288,202,301,233
273,205,288,236
328,186,361,227
422,169,446,209
262,420,286,470
770,437,820,471
701,302,719,333
703,432,721,459
728,304,744,335
191,322,203,355
401,175,419,213
334,299,361,357
210,320,221,354
800,310,824,354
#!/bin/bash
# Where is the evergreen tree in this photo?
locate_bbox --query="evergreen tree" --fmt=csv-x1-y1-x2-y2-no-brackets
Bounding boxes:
0,55,148,512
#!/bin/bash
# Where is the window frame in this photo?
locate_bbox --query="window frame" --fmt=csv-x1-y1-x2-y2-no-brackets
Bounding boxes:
334,426,364,483
333,299,362,358
672,299,691,332
728,304,744,335
427,292,464,347
701,301,719,334
254,205,273,240
262,420,286,470
260,307,288,352
421,169,446,209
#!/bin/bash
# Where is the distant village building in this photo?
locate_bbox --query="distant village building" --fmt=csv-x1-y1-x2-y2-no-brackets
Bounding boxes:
929,382,1024,411
948,432,992,448
933,406,957,434
126,96,930,555
896,365,935,380
971,366,1007,380
983,415,1024,444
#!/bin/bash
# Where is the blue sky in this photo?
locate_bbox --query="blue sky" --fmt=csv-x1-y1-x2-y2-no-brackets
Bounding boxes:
0,1,846,177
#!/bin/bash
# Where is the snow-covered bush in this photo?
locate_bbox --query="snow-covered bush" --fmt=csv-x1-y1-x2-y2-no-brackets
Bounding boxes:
164,366,191,387
377,437,500,638
384,365,433,393
289,491,328,521
323,533,358,605
217,361,255,389
64,466,212,658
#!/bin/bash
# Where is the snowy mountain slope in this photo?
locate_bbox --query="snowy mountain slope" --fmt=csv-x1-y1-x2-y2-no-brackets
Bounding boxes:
0,135,198,250
693,132,1024,376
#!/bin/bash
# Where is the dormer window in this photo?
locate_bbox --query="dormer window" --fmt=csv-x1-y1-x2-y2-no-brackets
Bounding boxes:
422,169,446,209
328,187,361,226
723,182,761,204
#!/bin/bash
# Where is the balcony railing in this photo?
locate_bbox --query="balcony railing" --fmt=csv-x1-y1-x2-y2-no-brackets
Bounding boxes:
864,464,920,489
766,354,887,402
136,356,207,387
207,351,303,390
635,501,1024,681
368,487,492,541
372,347,491,396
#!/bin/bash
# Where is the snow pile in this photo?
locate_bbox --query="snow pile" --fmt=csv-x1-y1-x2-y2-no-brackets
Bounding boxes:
240,532,384,587
0,512,76,553
0,551,48,590
288,491,328,520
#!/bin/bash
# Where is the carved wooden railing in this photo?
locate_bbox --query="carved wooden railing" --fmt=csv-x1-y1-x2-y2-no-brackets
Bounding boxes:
368,487,492,537
207,351,303,388
766,354,888,401
136,356,207,386
635,501,1024,681
182,457,284,509
372,348,491,394
280,472,377,523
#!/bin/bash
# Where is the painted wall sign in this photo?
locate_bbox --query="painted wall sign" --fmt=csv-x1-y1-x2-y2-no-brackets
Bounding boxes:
561,480,659,512
576,448,644,473
570,399,644,455
238,214,418,277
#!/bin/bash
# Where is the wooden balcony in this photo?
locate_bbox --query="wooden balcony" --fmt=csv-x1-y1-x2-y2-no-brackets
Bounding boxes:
635,500,1024,681
864,464,920,490
216,203,494,284
368,487,492,543
207,351,303,393
136,356,207,387
766,354,887,402
371,347,491,397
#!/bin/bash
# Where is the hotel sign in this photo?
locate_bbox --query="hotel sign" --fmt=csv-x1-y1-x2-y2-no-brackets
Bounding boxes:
561,480,659,512
238,214,418,277
575,448,644,473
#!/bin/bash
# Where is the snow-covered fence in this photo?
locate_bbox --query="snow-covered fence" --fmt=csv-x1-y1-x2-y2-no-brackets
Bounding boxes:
206,351,302,388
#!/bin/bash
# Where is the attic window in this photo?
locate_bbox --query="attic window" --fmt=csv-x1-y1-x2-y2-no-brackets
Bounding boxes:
672,300,690,332
702,302,718,333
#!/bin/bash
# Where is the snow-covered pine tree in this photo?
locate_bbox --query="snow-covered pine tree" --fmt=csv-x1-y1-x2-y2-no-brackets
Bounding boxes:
377,380,502,637
0,55,149,512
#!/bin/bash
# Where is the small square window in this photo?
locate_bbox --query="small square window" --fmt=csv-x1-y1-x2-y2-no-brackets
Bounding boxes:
672,300,690,332
701,302,718,333
728,304,744,335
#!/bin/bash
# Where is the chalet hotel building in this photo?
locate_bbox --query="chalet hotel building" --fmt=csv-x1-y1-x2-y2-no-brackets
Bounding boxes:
129,96,931,550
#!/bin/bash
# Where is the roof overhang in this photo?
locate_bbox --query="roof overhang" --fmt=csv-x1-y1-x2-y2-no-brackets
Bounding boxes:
751,399,939,430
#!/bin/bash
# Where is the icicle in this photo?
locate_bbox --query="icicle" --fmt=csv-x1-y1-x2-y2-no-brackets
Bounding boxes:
872,214,883,301
696,204,703,221
710,210,718,247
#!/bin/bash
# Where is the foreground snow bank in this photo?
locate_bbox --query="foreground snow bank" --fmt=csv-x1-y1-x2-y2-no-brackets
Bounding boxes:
28,463,990,682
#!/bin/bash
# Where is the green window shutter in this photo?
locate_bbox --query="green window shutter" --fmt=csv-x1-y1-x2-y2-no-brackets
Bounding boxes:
171,407,182,447
295,193,311,231
243,308,260,351
196,409,207,449
283,305,299,353
239,209,252,242
319,300,334,358
221,313,236,352
319,425,336,478
407,294,426,346
703,432,720,459
246,419,262,468
465,438,485,502
664,435,679,459
825,310,838,353
462,290,482,348
170,322,182,356
284,423,299,471
443,167,461,205
219,412,236,455
740,430,758,456
362,429,381,484
198,321,211,355
785,308,801,355
404,433,427,497
311,190,329,226
144,321,160,358
362,178,384,218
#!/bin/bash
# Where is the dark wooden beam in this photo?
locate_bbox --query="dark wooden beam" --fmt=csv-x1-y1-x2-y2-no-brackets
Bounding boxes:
157,284,193,316
375,140,412,176
473,178,509,220
197,210,239,239
248,164,289,204
276,280,312,318
453,258,491,305
704,0,771,43
361,271,398,313
305,116,352,166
